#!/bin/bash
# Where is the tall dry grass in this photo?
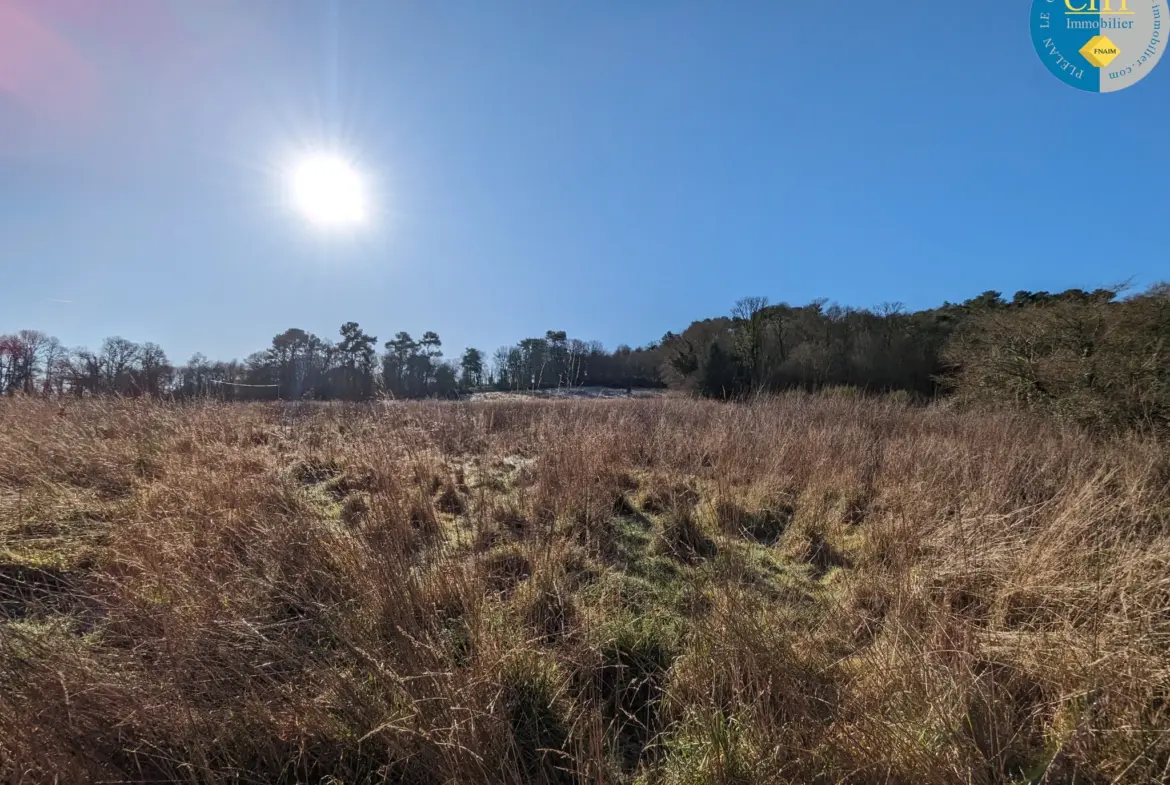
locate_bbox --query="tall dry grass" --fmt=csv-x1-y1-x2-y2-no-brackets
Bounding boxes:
0,395,1167,784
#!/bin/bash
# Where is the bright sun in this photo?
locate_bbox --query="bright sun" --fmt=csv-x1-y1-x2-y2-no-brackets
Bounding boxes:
291,154,367,227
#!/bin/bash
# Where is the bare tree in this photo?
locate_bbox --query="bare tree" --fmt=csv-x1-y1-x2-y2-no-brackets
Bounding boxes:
732,296,769,322
39,336,66,394
100,337,142,394
732,296,771,390
136,342,171,397
566,338,589,386
65,348,103,396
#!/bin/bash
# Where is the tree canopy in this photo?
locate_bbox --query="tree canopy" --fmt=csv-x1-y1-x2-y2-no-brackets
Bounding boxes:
4,282,1166,432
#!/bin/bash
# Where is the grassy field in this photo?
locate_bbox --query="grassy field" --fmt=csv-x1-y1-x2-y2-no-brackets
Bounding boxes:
1,395,1168,784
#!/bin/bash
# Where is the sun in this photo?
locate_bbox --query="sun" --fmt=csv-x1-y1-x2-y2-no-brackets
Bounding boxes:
290,154,367,227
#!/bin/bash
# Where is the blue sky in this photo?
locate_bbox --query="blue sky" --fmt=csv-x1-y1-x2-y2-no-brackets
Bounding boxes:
2,0,1167,364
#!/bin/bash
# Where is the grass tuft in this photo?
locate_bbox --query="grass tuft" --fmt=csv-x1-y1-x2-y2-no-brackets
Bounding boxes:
1,395,1167,783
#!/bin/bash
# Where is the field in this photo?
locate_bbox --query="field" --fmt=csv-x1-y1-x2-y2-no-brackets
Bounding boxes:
1,395,1168,784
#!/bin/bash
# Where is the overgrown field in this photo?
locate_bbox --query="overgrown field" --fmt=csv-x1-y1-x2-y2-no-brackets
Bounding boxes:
1,396,1168,784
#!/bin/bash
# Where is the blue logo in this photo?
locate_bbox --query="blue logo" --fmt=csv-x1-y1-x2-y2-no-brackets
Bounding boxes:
1031,0,1165,91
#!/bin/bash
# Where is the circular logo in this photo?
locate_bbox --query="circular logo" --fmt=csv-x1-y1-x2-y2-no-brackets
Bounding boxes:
1031,0,1165,91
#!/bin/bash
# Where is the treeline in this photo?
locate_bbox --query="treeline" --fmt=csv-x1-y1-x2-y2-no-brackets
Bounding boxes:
661,284,1170,432
0,323,663,401
3,283,1167,431
489,331,661,392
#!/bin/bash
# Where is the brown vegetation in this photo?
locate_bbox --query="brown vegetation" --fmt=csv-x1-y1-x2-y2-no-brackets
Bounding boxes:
1,395,1168,784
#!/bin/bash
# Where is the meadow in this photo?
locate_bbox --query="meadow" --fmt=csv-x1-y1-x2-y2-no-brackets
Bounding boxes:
1,395,1167,784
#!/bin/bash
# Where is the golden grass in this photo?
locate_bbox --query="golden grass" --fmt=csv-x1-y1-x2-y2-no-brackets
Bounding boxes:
0,395,1167,784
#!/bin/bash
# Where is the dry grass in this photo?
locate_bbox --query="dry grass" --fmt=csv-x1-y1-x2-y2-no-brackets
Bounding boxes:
0,395,1168,784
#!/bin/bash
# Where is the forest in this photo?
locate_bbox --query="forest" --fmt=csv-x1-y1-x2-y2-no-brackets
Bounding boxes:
2,282,1168,431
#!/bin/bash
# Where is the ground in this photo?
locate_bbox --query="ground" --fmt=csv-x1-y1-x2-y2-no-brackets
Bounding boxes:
1,395,1168,784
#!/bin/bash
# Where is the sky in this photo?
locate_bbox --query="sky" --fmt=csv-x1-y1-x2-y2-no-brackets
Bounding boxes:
2,0,1167,364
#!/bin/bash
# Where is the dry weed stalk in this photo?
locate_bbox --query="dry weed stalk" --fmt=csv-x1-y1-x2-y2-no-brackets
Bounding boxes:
0,395,1166,784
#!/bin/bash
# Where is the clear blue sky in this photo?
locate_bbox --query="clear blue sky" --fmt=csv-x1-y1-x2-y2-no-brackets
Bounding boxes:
2,0,1167,364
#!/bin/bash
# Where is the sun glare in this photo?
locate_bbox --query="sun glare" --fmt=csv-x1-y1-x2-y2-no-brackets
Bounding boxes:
291,154,367,227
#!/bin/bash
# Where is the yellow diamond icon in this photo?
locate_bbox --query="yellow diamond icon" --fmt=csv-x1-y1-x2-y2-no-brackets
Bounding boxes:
1080,35,1121,68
